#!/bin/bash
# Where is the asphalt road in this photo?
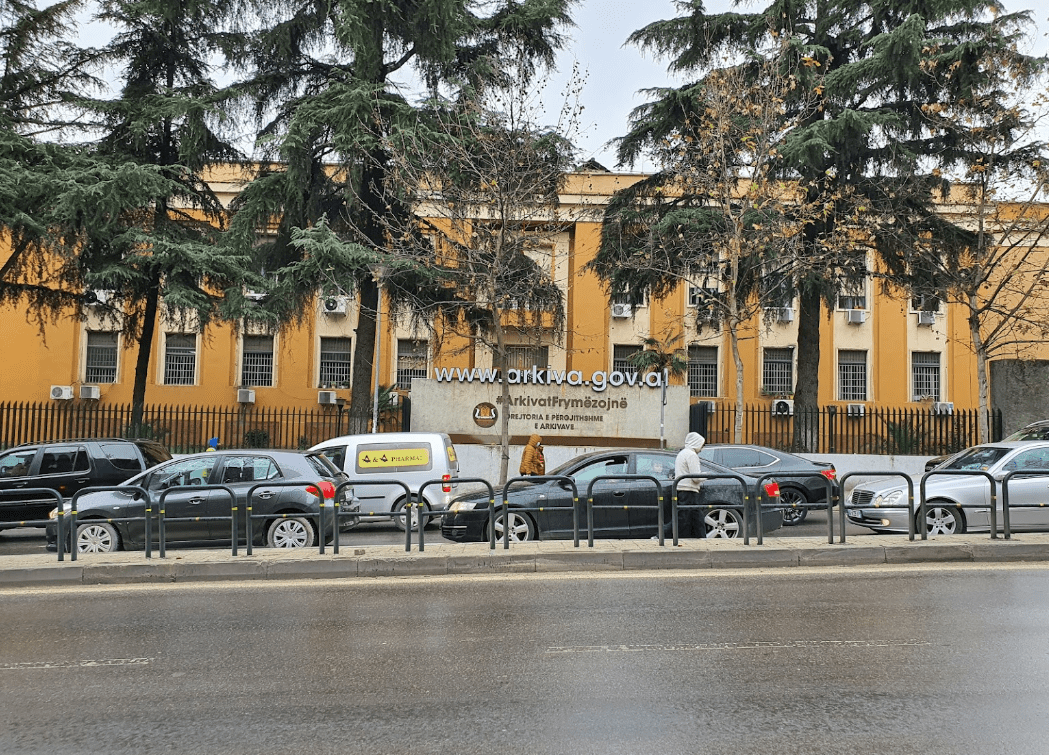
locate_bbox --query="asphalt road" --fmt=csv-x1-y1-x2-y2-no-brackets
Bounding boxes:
2,564,1048,754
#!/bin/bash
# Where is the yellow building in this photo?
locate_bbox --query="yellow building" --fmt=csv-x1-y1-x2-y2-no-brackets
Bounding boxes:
0,168,1039,424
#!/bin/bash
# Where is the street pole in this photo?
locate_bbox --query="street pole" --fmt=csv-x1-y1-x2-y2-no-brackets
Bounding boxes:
372,285,381,434
660,368,668,449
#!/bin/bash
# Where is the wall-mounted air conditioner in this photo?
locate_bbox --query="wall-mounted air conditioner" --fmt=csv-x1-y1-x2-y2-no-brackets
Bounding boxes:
245,290,267,302
80,385,101,400
317,390,338,405
846,403,866,418
932,401,954,416
777,307,794,323
237,389,256,404
917,311,936,326
50,385,73,400
846,309,867,325
322,296,348,315
771,399,794,416
84,289,111,306
611,303,632,318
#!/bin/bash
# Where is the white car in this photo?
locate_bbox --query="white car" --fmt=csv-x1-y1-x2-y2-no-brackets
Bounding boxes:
848,441,1049,535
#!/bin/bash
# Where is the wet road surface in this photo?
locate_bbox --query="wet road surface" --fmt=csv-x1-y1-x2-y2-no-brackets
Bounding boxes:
2,563,1048,754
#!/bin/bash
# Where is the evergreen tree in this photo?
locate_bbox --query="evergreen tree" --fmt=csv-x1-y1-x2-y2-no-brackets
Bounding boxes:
607,0,1040,451
225,0,574,432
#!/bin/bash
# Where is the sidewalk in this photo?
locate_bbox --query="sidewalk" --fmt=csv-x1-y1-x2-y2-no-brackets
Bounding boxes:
3,533,1049,587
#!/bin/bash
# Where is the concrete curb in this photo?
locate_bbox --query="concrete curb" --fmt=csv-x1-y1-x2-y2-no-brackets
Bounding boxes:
2,534,1049,587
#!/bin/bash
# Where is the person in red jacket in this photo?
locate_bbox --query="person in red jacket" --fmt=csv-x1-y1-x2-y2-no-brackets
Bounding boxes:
519,434,545,476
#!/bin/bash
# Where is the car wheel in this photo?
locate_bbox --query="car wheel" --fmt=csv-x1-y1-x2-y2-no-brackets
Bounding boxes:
919,500,966,535
266,517,316,548
779,487,809,526
490,510,536,542
393,499,431,531
76,522,120,553
703,507,743,539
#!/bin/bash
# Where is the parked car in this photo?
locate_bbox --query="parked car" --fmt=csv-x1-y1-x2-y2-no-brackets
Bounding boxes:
698,444,837,526
849,440,1049,535
441,448,784,543
45,450,349,553
0,438,171,528
308,432,459,530
924,420,1049,472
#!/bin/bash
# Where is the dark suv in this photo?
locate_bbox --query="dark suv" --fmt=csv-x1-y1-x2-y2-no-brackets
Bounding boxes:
0,438,171,527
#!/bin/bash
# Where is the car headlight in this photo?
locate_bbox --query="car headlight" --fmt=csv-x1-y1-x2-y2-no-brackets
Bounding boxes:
873,490,905,507
450,500,480,512
48,508,58,520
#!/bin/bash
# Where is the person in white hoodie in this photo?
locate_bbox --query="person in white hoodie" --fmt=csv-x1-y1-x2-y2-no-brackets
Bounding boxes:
675,432,706,536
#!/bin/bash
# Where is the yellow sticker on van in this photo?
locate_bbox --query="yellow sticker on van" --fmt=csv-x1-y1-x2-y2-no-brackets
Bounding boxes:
357,447,431,469
447,446,457,463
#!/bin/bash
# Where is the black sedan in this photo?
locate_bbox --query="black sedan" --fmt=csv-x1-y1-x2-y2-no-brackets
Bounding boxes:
441,449,784,542
698,444,838,526
46,450,349,553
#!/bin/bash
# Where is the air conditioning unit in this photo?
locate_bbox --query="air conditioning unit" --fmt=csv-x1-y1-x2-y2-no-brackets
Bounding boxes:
80,385,101,400
317,390,338,405
932,401,955,416
83,289,111,306
322,296,348,315
777,307,794,323
846,403,866,418
771,399,794,417
846,309,867,324
237,389,256,404
245,290,267,302
611,303,632,318
917,311,936,326
50,385,74,400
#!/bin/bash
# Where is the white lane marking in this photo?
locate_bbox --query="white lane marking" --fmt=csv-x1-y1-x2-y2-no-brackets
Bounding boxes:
0,657,154,670
546,640,930,653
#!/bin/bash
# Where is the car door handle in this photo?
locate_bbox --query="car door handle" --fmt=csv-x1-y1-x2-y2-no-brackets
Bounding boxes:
75,477,90,483
188,497,206,504
255,490,275,499
613,491,626,497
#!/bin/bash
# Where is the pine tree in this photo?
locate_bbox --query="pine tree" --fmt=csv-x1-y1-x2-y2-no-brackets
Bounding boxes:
610,0,1041,451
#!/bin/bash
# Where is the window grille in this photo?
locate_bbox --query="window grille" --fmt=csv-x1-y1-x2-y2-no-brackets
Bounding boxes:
241,335,274,387
318,337,352,387
762,348,793,395
912,351,941,400
613,344,642,374
86,332,118,384
495,345,549,372
163,333,196,385
688,346,718,397
838,350,868,401
396,339,428,390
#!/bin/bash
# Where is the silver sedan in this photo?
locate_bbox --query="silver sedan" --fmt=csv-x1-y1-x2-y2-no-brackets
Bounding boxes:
847,441,1049,535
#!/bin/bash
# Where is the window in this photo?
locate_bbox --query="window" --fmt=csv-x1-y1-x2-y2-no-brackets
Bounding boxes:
837,277,868,310
495,344,549,372
612,344,641,374
688,346,718,397
911,295,942,312
912,351,941,401
39,445,89,475
396,339,428,391
838,350,868,401
319,337,352,387
241,335,274,387
762,348,794,395
85,331,118,383
163,333,196,385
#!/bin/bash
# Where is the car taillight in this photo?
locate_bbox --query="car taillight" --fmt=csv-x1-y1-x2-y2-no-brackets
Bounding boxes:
307,481,337,499
442,473,451,493
763,481,781,498
820,469,837,481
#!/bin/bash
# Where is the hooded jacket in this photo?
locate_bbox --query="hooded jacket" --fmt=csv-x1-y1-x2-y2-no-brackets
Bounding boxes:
519,434,546,476
675,432,705,493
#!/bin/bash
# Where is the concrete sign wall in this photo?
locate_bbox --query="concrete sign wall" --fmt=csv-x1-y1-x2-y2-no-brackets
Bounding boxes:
410,369,689,446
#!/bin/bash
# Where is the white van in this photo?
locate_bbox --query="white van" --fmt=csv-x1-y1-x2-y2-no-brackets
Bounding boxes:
308,432,460,530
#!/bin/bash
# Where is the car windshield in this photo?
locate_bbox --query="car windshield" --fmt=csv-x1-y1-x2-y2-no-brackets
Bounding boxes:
942,447,1010,471
1003,424,1049,441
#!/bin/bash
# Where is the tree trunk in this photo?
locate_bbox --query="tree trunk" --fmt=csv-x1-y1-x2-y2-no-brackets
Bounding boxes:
130,276,161,437
970,297,990,443
348,274,378,434
792,284,821,453
732,328,745,444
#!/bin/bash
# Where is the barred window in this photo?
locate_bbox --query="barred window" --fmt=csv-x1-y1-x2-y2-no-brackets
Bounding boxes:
319,337,352,387
163,333,196,385
762,348,793,395
241,335,274,387
688,346,718,397
912,351,941,401
495,344,549,372
612,344,642,375
838,350,868,401
396,339,428,391
86,331,118,384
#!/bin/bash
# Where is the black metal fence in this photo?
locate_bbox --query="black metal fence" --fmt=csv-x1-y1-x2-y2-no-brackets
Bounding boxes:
692,404,1001,455
0,400,409,453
